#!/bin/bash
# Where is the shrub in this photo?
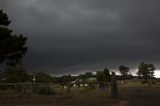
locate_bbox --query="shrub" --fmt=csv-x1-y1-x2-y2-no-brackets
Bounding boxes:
36,85,55,95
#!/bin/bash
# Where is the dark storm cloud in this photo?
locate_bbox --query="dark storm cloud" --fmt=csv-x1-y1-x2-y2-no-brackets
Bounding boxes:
0,0,160,74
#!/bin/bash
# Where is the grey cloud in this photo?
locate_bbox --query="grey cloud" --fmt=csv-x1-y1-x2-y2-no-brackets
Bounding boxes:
0,0,160,74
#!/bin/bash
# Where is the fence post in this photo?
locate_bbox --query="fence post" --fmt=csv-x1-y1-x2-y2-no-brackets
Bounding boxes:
111,72,118,98
67,82,71,95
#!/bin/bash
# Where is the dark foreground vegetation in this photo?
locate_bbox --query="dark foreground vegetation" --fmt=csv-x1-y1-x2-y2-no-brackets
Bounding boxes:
0,82,160,106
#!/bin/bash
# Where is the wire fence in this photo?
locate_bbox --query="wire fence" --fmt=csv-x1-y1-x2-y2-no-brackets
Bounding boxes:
0,80,159,90
0,79,160,96
117,79,160,88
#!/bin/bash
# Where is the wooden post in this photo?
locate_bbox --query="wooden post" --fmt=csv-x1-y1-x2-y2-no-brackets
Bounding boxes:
67,82,71,95
111,72,118,98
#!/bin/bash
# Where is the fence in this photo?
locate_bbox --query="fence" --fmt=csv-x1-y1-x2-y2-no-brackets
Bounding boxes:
0,75,160,97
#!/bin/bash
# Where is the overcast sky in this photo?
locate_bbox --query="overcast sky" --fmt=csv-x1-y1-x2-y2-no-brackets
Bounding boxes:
0,0,160,75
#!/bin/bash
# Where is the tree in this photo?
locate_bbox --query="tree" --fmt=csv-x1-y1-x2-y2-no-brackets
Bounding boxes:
77,72,95,83
3,65,31,83
119,65,129,77
96,68,111,83
58,74,72,84
103,68,111,82
0,9,27,66
84,72,93,78
137,62,156,79
96,68,111,90
32,72,54,83
77,74,87,83
96,71,106,83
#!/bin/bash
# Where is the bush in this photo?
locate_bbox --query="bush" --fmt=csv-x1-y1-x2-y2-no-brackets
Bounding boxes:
36,85,55,95
15,84,24,92
142,80,149,84
88,84,96,89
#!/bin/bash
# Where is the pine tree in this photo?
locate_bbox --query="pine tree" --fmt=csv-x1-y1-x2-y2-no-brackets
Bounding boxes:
0,9,27,66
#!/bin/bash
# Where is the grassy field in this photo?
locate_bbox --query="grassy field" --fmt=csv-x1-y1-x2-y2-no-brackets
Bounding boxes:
0,80,160,106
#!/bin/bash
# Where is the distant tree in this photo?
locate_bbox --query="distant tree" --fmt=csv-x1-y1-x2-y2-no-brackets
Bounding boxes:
3,65,31,83
33,72,54,83
103,68,111,82
128,72,133,79
0,9,27,66
59,74,72,84
119,65,129,77
76,72,95,84
96,68,111,83
96,71,106,83
78,74,87,83
84,72,94,78
136,71,142,78
96,68,111,90
137,62,156,79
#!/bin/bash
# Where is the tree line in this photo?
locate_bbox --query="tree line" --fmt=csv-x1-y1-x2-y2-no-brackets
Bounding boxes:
0,63,156,83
